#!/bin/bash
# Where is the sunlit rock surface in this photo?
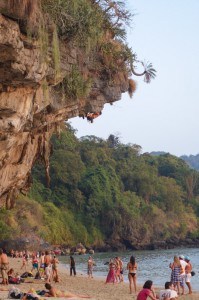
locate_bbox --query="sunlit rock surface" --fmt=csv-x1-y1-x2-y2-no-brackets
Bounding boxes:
0,10,130,207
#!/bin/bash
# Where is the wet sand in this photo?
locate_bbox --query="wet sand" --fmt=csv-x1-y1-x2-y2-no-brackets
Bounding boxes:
0,257,198,300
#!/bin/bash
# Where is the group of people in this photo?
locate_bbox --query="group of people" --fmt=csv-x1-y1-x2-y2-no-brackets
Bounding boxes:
105,256,124,284
169,254,193,295
1,248,195,300
137,280,178,300
70,256,95,278
0,248,60,285
104,254,193,300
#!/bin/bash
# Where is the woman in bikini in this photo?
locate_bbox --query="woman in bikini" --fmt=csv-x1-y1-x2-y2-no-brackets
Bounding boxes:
127,255,138,294
52,255,59,282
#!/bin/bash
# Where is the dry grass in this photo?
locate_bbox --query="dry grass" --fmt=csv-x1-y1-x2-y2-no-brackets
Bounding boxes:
128,78,137,98
8,0,40,29
8,0,39,16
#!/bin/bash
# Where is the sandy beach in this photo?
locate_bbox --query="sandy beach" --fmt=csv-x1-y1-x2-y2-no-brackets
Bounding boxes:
0,258,198,300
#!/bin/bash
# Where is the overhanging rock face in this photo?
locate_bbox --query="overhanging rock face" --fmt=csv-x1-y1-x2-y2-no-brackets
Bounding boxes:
0,10,130,207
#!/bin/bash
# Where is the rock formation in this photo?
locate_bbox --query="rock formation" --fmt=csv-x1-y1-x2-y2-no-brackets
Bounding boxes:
0,1,132,207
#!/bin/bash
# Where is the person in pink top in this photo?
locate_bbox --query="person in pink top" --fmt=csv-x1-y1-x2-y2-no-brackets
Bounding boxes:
137,280,157,300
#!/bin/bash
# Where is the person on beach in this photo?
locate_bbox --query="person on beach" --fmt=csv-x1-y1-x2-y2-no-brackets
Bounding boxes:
44,283,91,298
0,248,9,285
87,256,94,278
52,255,59,282
31,254,39,274
118,257,124,282
179,255,187,295
45,263,52,283
105,259,116,284
114,257,121,283
70,256,76,276
137,280,157,300
159,281,178,300
127,255,138,294
44,251,52,269
185,256,192,294
39,252,45,277
21,252,28,271
169,256,181,295
7,268,21,284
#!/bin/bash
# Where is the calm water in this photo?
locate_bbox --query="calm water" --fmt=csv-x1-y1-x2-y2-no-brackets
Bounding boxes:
59,247,199,291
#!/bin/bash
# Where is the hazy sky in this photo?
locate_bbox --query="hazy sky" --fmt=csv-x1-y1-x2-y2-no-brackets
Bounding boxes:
71,0,199,157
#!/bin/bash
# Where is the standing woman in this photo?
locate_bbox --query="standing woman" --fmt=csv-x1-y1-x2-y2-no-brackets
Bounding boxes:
170,255,181,295
127,255,138,294
105,259,116,284
21,253,28,271
52,255,59,282
70,256,76,276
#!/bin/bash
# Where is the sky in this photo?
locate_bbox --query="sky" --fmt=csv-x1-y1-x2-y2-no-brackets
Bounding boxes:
71,0,199,157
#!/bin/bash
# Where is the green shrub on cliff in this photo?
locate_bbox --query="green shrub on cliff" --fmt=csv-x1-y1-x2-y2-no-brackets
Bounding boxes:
1,125,198,247
42,0,104,49
27,125,199,247
62,66,92,100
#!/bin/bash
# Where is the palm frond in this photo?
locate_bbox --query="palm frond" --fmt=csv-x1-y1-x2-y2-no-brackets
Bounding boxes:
141,61,157,83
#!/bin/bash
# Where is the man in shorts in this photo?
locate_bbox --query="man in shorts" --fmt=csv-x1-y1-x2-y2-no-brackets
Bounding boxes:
0,248,9,284
179,255,187,295
185,256,192,294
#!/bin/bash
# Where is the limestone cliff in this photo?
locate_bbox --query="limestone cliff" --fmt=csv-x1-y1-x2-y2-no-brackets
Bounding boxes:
0,1,132,207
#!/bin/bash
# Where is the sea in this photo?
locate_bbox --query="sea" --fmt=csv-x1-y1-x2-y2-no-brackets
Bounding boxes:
59,247,199,291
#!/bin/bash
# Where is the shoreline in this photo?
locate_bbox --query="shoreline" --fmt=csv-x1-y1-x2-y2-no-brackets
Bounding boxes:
0,258,198,300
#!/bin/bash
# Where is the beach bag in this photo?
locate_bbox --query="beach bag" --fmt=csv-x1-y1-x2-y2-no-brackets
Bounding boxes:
8,287,23,299
36,290,46,296
34,271,41,279
26,295,39,300
21,272,33,278
20,272,29,278
191,271,195,276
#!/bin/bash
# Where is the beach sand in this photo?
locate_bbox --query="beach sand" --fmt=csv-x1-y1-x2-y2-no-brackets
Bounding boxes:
0,258,198,300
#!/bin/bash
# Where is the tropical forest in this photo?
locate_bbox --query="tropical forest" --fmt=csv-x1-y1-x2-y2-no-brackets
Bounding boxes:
1,124,199,251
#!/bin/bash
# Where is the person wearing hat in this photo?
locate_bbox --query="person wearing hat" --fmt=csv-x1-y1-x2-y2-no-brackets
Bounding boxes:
185,256,192,294
179,255,187,295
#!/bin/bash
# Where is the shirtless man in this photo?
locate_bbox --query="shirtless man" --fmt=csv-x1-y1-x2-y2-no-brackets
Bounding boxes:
185,256,192,294
0,248,9,284
44,250,52,268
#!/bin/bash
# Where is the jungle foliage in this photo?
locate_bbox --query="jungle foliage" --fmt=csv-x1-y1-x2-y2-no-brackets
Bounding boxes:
1,125,199,247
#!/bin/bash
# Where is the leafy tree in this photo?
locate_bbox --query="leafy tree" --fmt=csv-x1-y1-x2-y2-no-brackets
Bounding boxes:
26,126,199,246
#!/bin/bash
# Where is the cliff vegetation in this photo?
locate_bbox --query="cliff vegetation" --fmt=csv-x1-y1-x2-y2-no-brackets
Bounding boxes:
1,125,199,250
0,0,157,206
